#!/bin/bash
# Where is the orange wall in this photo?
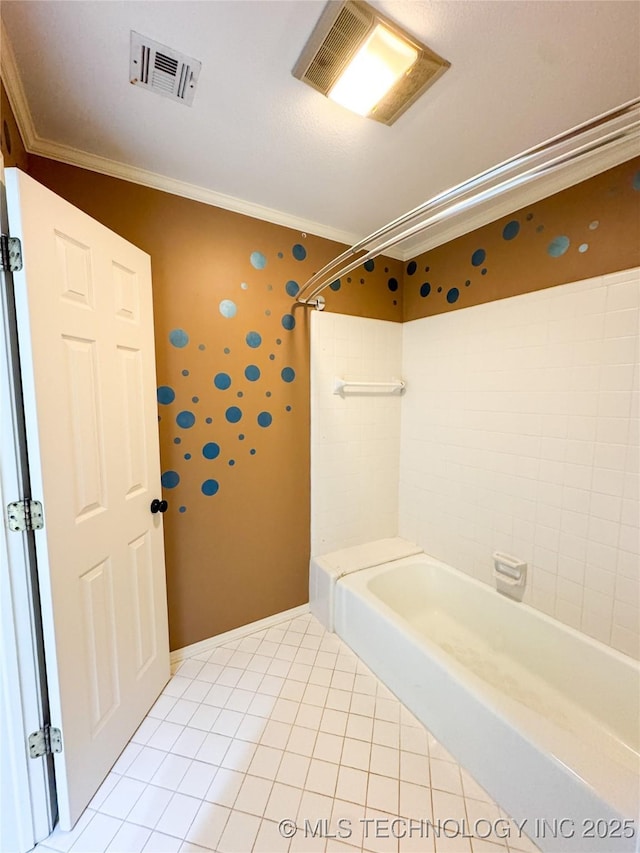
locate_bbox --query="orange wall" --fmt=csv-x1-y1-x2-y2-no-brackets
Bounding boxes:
24,153,402,651
403,157,640,321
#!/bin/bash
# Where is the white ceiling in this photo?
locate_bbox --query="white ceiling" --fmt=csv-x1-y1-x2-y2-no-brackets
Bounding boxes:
2,1,639,247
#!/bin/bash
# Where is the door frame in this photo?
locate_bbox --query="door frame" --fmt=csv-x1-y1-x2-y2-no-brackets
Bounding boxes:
0,155,55,850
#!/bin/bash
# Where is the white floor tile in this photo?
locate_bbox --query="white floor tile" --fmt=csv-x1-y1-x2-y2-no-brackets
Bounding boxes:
108,821,152,853
185,802,230,849
234,773,273,816
98,776,146,819
205,767,244,807
38,613,518,853
176,760,218,799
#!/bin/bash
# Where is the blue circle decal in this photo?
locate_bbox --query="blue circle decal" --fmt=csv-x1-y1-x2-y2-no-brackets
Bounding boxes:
245,365,260,381
407,261,417,275
161,470,180,488
633,171,640,191
176,411,195,429
292,244,306,261
363,260,375,272
329,280,341,291
179,506,187,513
202,479,219,496
257,412,273,428
169,329,189,348
157,386,175,405
214,372,232,390
285,280,300,297
502,220,520,240
202,442,220,460
578,243,589,253
387,277,399,292
547,236,570,257
246,331,262,348
225,406,242,423
446,288,459,304
219,299,237,318
250,251,267,269
281,314,295,331
471,249,486,267
420,282,431,298
281,367,295,383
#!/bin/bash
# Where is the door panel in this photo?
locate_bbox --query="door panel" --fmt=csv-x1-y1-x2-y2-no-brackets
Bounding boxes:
6,168,170,830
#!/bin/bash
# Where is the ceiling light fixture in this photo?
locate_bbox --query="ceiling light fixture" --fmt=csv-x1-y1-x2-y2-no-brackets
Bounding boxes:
292,0,450,126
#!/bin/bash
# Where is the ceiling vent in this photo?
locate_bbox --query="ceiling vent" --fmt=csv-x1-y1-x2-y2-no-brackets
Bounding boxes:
292,0,450,126
130,32,201,106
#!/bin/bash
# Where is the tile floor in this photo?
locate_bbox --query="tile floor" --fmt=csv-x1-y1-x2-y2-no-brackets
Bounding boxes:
37,612,540,853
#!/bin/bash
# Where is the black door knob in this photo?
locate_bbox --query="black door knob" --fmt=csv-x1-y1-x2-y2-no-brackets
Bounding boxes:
150,499,168,514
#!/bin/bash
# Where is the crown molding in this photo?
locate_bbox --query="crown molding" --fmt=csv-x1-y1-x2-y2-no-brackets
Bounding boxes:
2,19,637,265
397,131,640,261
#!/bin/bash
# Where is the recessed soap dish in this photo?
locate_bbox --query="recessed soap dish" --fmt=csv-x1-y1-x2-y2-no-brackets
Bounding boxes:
493,551,527,601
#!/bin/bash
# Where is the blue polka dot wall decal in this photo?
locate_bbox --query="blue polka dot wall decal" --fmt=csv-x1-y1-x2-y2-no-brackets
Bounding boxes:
269,354,275,361
502,220,520,240
276,339,282,345
286,405,292,412
363,259,375,272
174,437,181,445
237,391,243,398
169,329,189,348
250,449,256,455
157,386,175,405
547,236,570,257
250,251,267,270
589,220,599,230
202,442,220,460
526,213,534,221
201,479,219,496
214,372,232,390
329,280,341,291
420,282,431,298
239,433,245,440
192,396,199,404
281,367,295,382
219,299,237,318
206,417,213,424
229,460,235,466
184,453,191,460
266,391,272,398
285,280,300,297
281,314,295,330
465,280,471,287
246,331,262,348
225,406,242,423
241,282,248,290
481,268,487,275
633,171,640,191
182,369,189,377
292,244,307,261
199,344,206,351
161,470,180,488
179,506,186,513
387,277,399,292
176,411,195,429
579,243,589,253
265,310,271,317
278,252,284,259
245,365,260,381
407,261,417,275
257,412,273,428
224,347,230,354
446,288,459,304
471,249,486,267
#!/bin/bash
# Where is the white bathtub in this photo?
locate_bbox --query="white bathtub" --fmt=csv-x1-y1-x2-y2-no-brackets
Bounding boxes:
334,553,640,853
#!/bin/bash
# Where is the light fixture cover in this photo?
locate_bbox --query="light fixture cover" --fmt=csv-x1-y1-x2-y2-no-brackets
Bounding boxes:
292,0,450,125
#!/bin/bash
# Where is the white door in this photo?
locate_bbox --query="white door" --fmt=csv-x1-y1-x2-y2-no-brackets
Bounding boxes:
6,168,170,831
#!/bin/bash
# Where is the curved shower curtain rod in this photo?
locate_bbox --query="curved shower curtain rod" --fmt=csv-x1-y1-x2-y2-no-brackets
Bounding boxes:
295,98,640,310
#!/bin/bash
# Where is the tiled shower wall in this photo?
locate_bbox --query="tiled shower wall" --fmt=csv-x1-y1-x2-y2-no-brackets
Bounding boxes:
399,267,639,658
310,312,403,556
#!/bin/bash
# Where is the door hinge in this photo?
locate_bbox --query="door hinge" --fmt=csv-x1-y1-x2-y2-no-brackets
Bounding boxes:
7,499,44,532
28,725,62,758
0,235,22,272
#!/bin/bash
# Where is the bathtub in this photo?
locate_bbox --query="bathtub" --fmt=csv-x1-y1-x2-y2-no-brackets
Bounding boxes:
334,552,640,853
